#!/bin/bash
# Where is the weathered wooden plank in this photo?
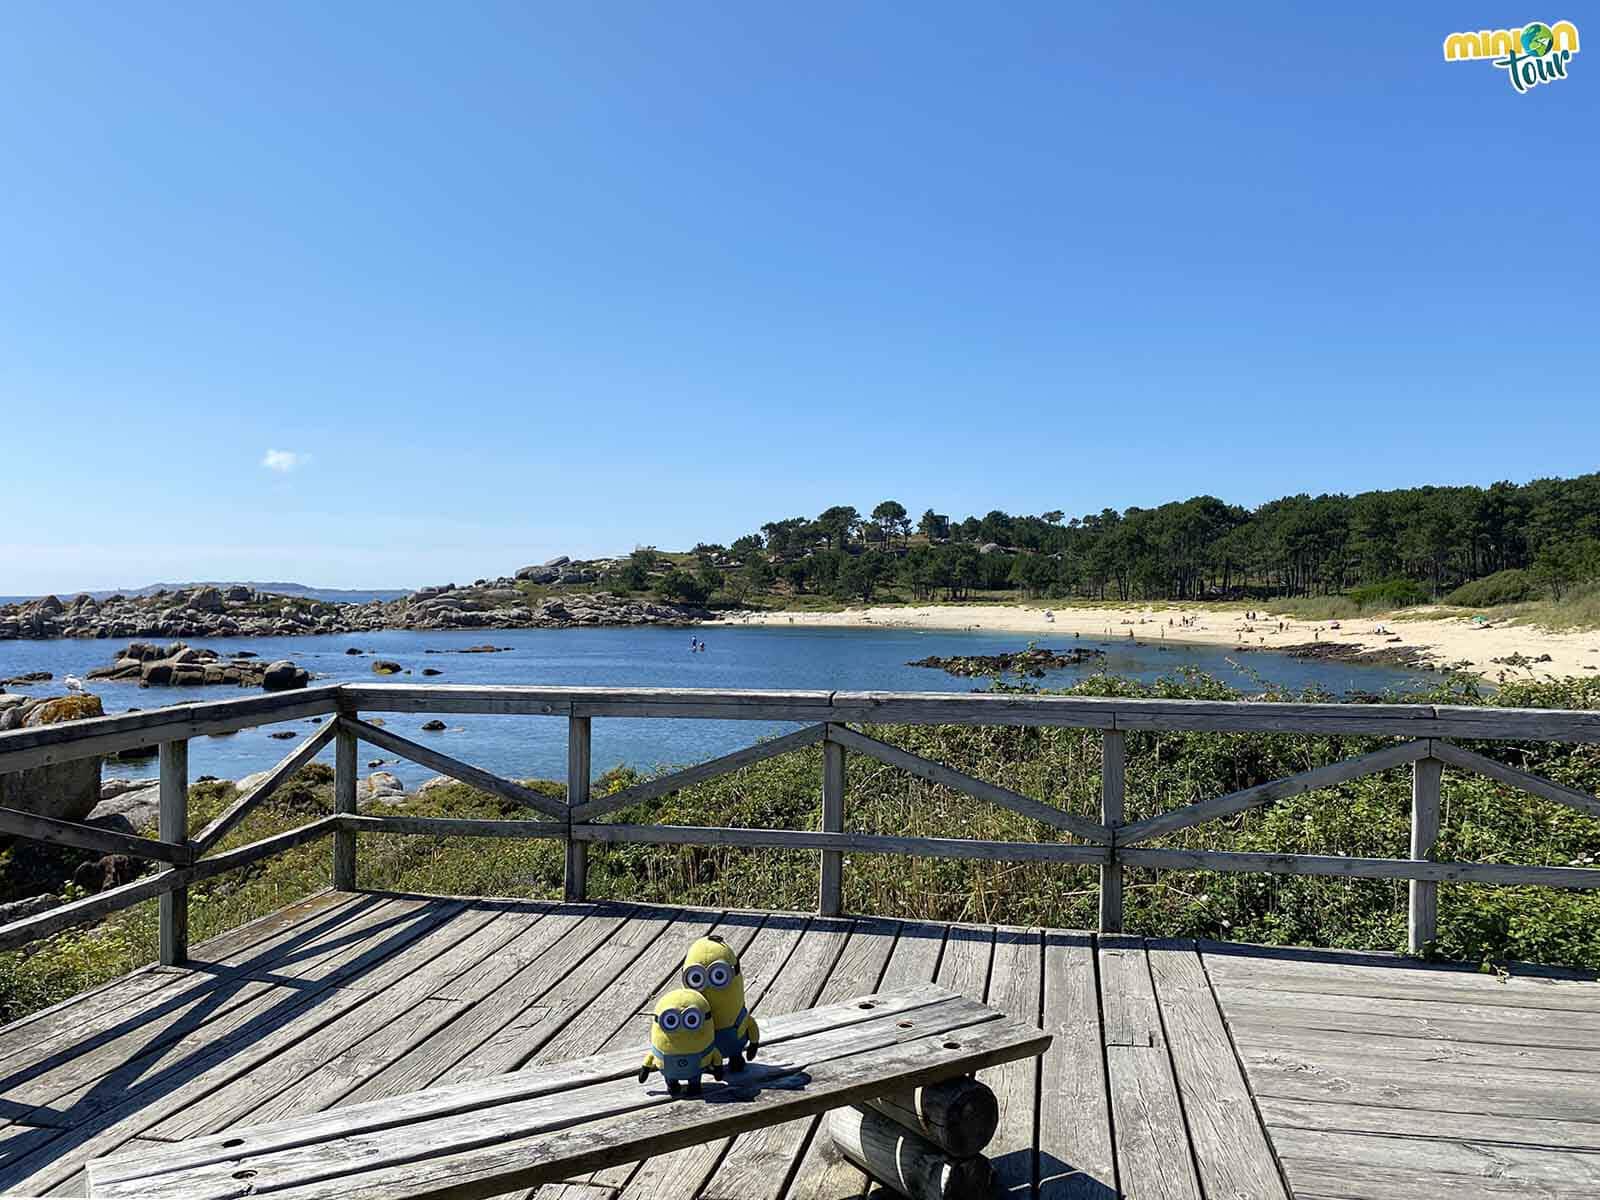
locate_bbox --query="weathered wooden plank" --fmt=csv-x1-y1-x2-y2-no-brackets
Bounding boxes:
819,733,846,916
337,905,626,1105
0,687,344,772
569,912,810,1195
1409,756,1442,954
0,817,341,953
1038,929,1115,1199
0,804,191,864
1146,940,1286,1199
157,740,188,966
1431,739,1600,819
877,920,948,992
1116,740,1430,846
1213,986,1600,1042
91,995,1049,1200
11,688,1600,788
978,927,1042,1196
570,724,827,823
411,909,643,1090
343,684,836,723
433,908,686,1084
565,716,590,901
1275,1149,1600,1199
329,687,1600,742
88,986,971,1180
1118,847,1600,888
0,898,470,1196
0,896,360,1068
1238,1042,1600,1122
786,918,947,1200
1255,1095,1600,1152
827,692,1119,729
709,917,902,1200
332,724,357,890
1098,935,1202,1200
134,903,511,1142
825,724,1110,843
341,718,569,820
1217,992,1600,1052
1100,729,1125,932
0,899,416,1120
216,911,546,1129
528,910,730,1070
333,685,576,717
192,721,338,853
1231,1021,1600,1074
340,814,567,839
570,823,1109,864
0,895,384,1114
1203,950,1600,1013
614,916,853,1200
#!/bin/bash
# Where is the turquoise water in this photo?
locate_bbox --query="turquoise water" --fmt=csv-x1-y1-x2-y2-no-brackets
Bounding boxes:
0,625,1434,788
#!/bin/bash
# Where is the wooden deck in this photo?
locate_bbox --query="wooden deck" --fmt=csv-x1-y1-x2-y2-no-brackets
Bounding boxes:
2,892,1597,1199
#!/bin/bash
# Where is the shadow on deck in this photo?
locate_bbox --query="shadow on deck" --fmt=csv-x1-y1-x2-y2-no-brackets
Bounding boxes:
3,890,1598,1198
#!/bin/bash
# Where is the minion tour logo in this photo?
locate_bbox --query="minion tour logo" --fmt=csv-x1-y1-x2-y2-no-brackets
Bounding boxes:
1443,20,1580,92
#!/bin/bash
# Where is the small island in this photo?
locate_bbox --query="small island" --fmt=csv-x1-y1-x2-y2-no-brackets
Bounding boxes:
907,646,1105,677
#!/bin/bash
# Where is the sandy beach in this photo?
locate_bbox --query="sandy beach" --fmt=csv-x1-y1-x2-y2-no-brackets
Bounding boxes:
713,602,1600,682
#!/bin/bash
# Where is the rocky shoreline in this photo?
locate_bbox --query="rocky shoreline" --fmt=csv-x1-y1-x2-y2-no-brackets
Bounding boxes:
0,577,711,642
906,646,1106,677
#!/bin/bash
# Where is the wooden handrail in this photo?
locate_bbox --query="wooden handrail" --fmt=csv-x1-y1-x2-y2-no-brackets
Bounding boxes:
0,804,193,865
191,721,339,853
4,683,1600,958
0,686,343,772
8,685,1600,773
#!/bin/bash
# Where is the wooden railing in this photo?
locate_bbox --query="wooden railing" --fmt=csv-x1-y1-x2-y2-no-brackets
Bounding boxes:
3,684,1599,961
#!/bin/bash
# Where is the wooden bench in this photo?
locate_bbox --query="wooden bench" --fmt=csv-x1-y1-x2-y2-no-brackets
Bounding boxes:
87,983,1050,1200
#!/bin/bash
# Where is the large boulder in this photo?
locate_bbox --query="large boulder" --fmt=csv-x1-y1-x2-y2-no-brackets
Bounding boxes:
364,772,404,801
515,565,559,584
261,660,309,691
89,779,162,834
189,587,225,613
0,694,105,825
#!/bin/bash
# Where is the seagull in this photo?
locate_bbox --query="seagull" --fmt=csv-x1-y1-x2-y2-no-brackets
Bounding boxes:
64,675,85,693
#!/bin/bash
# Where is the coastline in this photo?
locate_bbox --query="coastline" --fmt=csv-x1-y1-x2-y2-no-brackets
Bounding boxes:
710,602,1600,682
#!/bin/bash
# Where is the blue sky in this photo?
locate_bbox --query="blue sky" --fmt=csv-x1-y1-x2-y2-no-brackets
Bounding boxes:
2,3,1594,591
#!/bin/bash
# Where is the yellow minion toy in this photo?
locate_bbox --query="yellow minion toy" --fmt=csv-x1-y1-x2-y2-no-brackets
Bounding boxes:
681,935,760,1070
638,987,724,1096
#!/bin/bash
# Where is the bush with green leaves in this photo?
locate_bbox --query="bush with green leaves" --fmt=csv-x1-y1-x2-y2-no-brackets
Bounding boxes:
1446,569,1536,608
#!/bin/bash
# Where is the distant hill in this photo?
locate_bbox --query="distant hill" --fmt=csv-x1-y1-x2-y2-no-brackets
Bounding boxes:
0,582,412,606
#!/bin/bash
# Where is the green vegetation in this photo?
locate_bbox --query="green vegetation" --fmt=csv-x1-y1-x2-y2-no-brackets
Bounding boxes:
575,473,1600,627
1446,569,1538,608
5,673,1600,1023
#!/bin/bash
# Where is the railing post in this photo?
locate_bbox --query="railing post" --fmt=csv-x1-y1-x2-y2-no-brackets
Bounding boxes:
1099,730,1125,934
1409,753,1443,955
333,720,358,891
158,739,189,966
820,727,846,917
565,716,590,902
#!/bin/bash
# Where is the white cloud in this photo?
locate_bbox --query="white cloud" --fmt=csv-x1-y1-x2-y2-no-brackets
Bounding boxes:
261,449,310,473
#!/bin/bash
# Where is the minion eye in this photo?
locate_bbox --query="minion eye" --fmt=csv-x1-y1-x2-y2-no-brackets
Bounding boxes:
708,963,731,987
684,966,707,989
659,1010,680,1031
681,1008,702,1029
